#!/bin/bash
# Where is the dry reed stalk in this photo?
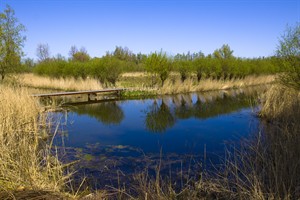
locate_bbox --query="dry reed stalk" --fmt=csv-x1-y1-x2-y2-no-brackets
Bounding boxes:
19,73,103,91
159,75,275,95
121,72,149,77
18,73,274,95
260,84,300,123
0,86,70,198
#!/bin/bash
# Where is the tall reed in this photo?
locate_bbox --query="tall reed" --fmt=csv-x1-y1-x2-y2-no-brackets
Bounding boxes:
0,86,70,198
159,75,275,95
260,84,300,124
19,73,103,91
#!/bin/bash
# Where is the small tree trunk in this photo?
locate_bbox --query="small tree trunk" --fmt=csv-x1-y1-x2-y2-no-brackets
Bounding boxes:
0,73,5,81
197,73,202,82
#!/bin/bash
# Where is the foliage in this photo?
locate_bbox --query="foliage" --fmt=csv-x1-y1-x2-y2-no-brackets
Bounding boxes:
276,23,300,90
33,44,284,87
69,46,90,62
145,52,171,86
0,5,26,80
101,55,123,86
175,60,192,82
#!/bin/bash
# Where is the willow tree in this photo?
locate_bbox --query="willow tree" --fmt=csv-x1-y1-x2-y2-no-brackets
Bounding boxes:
145,52,171,86
277,24,300,90
0,5,26,80
213,44,235,80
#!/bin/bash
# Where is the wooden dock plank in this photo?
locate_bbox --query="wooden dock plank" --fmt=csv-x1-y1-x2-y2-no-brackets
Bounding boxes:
32,88,125,97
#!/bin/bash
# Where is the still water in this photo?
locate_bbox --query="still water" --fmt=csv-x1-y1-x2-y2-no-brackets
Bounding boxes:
53,87,263,188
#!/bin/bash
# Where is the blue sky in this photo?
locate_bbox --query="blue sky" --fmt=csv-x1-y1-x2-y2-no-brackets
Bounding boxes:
1,0,299,59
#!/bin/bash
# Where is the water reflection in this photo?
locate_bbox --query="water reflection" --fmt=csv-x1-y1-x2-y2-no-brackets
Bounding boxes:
145,99,176,133
72,101,124,125
142,87,260,133
54,86,266,189
68,87,261,131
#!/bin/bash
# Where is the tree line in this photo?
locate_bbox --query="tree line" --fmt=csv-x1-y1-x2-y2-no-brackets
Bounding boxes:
1,4,299,89
31,44,282,86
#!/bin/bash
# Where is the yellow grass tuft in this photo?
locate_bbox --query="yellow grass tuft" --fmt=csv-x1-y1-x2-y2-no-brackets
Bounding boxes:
260,84,300,123
0,86,71,198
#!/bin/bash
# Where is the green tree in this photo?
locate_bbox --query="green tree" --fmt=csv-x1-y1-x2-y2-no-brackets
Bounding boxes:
175,60,191,82
213,44,234,79
72,47,90,62
103,56,123,86
89,57,105,84
145,52,171,86
113,46,135,62
193,57,208,81
213,44,234,60
21,58,35,72
0,5,26,80
90,56,122,86
69,46,90,62
276,23,300,90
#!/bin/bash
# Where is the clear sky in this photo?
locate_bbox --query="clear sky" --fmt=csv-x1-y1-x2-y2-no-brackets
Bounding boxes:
1,0,299,60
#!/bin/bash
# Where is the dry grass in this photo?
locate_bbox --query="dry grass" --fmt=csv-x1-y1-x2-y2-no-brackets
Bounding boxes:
0,86,72,199
260,84,300,123
121,72,149,77
159,75,275,95
17,73,274,96
18,73,103,91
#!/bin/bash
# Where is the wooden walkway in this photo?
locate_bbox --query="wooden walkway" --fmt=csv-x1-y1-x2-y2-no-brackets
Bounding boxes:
32,88,125,98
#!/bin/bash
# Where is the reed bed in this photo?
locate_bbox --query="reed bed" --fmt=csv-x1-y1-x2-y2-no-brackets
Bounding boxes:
18,73,274,96
159,75,275,95
0,86,71,199
260,84,300,124
19,73,103,91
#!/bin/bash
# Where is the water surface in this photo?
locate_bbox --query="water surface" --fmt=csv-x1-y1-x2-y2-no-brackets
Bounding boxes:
53,87,263,188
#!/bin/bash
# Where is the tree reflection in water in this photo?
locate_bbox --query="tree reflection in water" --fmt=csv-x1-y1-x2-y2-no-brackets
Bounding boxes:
143,86,263,133
73,101,124,125
145,99,176,133
71,86,265,132
174,95,194,119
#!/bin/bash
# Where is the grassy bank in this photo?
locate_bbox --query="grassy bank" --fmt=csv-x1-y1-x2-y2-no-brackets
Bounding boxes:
0,86,73,199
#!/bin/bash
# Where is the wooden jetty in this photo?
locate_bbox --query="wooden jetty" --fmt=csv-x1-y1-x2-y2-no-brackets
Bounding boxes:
32,88,125,102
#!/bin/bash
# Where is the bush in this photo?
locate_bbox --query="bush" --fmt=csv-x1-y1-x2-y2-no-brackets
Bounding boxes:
276,23,300,90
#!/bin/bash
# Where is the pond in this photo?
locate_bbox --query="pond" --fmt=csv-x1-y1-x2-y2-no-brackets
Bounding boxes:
52,86,265,189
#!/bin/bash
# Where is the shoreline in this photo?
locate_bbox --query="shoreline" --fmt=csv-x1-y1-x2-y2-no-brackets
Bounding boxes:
15,73,275,99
